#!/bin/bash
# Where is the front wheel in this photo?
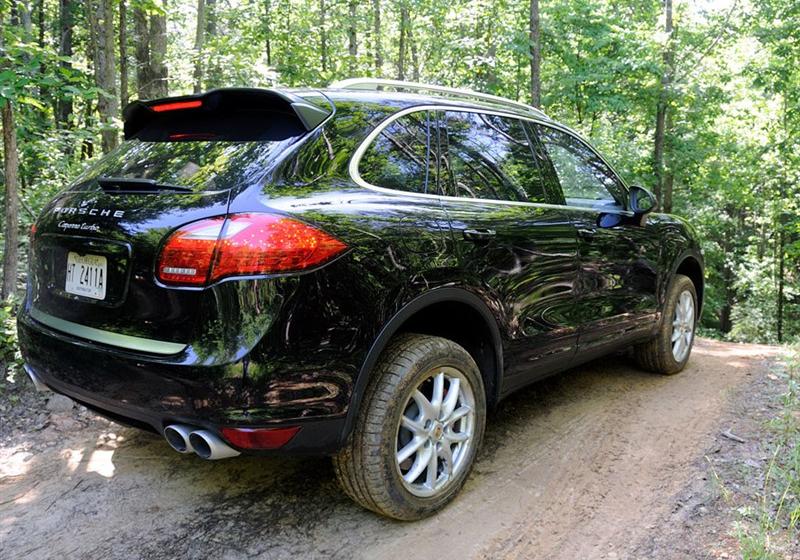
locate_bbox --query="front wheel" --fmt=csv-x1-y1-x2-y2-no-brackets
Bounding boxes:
634,274,698,375
333,334,486,520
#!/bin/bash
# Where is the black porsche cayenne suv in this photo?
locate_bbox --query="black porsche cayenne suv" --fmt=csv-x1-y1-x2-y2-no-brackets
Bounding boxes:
19,78,704,519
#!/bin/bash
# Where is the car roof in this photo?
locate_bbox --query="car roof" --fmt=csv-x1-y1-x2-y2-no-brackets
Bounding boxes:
306,88,554,124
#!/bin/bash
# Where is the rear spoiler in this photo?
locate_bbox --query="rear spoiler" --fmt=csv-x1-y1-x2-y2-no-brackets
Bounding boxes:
122,88,333,140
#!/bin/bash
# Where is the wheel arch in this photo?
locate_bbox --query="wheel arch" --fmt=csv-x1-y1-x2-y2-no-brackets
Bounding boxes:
672,252,705,317
340,287,504,444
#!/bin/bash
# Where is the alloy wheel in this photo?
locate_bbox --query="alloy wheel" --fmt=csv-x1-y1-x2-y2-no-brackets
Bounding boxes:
394,366,476,498
671,290,695,362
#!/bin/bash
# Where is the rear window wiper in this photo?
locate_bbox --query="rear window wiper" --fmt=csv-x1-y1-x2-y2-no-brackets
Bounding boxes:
97,176,193,193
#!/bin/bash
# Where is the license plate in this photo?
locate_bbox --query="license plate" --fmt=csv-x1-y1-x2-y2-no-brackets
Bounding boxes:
65,252,107,300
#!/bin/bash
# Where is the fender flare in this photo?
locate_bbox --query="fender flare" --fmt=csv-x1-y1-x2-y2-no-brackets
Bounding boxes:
667,249,705,316
339,287,504,444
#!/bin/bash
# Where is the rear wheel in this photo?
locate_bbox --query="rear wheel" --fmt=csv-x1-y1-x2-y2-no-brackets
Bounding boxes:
333,334,486,520
634,274,698,375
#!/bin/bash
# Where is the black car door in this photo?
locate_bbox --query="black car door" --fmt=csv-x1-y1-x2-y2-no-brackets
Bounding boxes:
434,110,580,392
532,123,661,357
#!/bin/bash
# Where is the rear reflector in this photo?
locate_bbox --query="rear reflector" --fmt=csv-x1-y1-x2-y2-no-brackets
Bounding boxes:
151,99,203,112
221,426,300,449
157,213,347,286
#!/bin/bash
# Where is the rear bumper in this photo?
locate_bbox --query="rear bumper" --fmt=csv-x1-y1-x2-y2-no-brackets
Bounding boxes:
18,310,349,455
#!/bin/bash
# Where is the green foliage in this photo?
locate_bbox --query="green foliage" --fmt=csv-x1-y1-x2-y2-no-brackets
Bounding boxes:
0,299,21,391
0,0,798,343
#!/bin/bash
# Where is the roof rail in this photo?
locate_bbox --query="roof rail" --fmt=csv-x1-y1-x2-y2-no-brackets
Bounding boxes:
329,78,548,120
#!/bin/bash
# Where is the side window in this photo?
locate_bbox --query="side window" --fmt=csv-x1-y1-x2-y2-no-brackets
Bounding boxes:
536,124,624,209
440,111,547,203
359,111,437,194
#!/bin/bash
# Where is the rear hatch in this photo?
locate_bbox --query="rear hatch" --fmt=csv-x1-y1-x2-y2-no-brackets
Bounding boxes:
28,88,332,355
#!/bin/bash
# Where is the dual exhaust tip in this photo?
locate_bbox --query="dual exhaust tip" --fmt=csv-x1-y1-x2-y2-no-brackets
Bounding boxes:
164,424,240,460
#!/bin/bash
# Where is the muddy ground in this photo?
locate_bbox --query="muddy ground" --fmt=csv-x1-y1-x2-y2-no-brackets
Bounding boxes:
0,339,784,559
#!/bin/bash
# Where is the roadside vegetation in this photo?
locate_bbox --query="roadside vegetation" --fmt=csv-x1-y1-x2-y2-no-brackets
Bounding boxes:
730,347,800,559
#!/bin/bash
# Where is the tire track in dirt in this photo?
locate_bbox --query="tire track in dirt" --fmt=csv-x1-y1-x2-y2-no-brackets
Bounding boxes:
0,339,780,560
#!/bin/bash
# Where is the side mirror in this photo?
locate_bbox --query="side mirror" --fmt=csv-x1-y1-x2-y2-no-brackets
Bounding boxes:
629,185,657,215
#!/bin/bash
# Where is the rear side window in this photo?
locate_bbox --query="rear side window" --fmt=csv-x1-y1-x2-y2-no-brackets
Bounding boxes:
535,124,624,209
359,111,437,194
440,111,547,203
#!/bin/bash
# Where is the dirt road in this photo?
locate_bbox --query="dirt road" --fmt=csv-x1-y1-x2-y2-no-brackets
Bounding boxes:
0,339,781,560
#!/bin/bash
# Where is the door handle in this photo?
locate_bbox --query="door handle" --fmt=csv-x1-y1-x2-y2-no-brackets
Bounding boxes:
577,227,597,240
462,228,496,241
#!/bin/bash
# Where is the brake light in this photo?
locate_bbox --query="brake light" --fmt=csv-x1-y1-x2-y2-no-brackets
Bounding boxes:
157,217,225,285
150,99,203,112
157,213,347,286
221,426,300,449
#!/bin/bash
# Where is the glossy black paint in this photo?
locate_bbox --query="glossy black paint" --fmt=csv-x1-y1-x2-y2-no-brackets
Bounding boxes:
18,89,704,455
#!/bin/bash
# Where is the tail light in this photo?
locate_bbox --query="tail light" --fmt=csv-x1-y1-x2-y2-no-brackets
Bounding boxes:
157,213,347,286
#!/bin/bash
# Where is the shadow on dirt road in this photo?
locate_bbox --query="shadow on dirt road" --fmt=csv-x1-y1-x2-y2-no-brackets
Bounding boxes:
0,339,780,560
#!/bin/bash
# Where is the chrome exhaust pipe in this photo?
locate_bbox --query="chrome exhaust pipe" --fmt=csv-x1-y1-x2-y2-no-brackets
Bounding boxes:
188,430,241,460
23,365,51,392
164,424,196,454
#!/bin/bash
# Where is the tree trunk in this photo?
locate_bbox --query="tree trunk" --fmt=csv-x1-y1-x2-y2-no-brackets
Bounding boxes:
119,0,129,108
90,0,119,153
662,172,674,213
133,7,168,99
408,10,419,81
348,0,357,75
719,257,735,333
653,0,673,209
319,0,327,72
133,6,151,98
529,0,541,107
205,0,218,87
1,102,20,300
19,0,32,38
80,101,95,160
35,0,44,47
264,0,272,66
662,110,674,212
372,0,382,75
206,0,216,35
56,0,74,127
133,6,147,96
193,0,206,93
777,224,784,343
397,4,408,80
149,13,168,97
35,0,46,99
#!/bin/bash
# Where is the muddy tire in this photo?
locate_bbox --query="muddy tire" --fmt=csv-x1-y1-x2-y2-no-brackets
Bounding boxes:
333,334,486,520
634,274,698,375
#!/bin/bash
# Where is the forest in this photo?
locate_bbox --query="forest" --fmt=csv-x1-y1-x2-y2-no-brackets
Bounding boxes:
0,0,798,348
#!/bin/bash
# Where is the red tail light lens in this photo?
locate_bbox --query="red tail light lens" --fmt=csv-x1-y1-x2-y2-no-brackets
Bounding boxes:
157,213,347,286
157,217,225,285
150,99,203,112
221,426,300,449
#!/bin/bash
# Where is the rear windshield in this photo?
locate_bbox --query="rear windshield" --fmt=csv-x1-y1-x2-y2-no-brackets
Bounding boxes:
74,136,301,193
74,109,307,193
